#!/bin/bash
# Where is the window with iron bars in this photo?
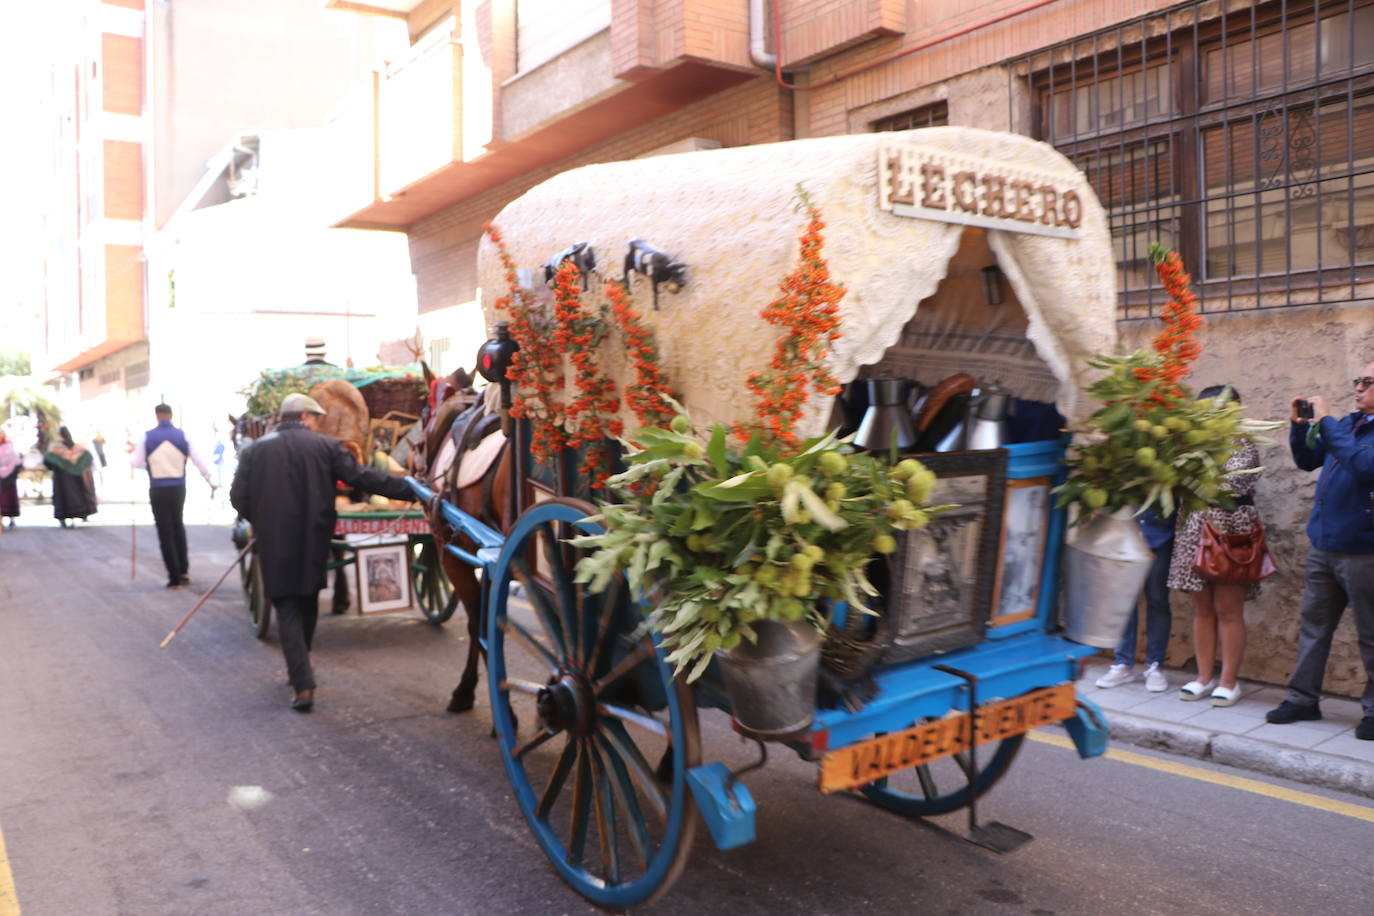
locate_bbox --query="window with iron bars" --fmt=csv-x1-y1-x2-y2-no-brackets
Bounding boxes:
873,101,950,132
1019,0,1373,318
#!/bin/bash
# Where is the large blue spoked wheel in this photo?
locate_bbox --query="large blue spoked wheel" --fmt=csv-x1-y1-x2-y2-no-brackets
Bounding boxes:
859,734,1024,817
487,498,700,908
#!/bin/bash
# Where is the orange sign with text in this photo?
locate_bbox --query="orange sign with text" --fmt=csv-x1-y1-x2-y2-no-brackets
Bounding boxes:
818,684,1077,794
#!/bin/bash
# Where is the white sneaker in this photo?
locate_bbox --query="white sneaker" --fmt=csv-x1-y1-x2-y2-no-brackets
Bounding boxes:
1095,664,1134,688
1143,663,1168,692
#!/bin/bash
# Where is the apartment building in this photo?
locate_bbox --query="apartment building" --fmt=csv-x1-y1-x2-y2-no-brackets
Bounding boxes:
326,0,1370,692
42,0,408,436
44,0,149,404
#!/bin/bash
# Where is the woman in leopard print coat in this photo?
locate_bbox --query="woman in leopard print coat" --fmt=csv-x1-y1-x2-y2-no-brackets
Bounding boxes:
1166,386,1264,708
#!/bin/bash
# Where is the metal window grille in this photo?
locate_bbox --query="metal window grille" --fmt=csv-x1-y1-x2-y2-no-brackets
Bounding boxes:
124,360,150,390
873,101,951,132
1012,0,1374,319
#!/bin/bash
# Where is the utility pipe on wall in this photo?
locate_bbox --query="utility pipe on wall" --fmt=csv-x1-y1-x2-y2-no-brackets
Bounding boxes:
748,0,775,70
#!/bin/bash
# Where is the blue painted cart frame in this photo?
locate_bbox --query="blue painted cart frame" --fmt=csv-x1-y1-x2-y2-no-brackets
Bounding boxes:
404,435,1110,908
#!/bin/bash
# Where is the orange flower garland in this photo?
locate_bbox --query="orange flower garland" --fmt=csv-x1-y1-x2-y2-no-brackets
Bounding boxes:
736,195,845,447
485,223,567,466
606,279,676,428
484,223,678,484
551,260,621,487
1136,243,1205,407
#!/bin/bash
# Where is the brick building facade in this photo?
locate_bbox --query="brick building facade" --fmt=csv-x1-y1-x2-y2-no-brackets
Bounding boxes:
329,0,1373,696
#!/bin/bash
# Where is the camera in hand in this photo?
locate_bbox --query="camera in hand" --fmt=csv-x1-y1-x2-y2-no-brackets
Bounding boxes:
1296,399,1314,419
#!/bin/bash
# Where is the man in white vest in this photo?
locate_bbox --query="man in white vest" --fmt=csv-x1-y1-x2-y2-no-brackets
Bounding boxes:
131,404,215,588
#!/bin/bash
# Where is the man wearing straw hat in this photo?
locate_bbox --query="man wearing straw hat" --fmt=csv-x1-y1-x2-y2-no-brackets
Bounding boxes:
231,393,415,711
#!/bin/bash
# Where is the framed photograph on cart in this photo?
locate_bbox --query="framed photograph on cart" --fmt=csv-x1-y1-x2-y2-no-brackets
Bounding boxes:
880,449,1009,664
989,476,1053,627
356,543,412,614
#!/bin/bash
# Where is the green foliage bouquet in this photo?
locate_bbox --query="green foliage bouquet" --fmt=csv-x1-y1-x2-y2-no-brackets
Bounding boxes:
572,410,949,681
1055,245,1279,519
1054,368,1273,517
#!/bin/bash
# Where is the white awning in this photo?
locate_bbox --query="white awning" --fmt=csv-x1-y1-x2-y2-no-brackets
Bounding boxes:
478,127,1119,437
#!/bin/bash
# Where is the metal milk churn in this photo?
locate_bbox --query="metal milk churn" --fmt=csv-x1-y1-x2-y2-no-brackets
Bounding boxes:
716,619,823,737
1062,507,1155,648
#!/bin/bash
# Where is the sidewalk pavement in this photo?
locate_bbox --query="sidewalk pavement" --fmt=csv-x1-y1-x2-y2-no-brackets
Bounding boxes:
1077,660,1374,799
7,495,237,529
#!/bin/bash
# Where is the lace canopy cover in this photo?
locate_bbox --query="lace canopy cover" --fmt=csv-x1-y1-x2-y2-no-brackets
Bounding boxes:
478,127,1118,438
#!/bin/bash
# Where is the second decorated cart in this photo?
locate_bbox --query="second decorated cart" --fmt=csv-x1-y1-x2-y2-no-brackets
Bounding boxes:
232,365,458,636
235,508,456,639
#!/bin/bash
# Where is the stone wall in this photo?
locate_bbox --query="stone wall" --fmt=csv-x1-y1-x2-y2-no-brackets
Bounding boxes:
1118,300,1374,696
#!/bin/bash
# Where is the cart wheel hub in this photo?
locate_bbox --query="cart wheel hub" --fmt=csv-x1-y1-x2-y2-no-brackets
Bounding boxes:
536,673,592,736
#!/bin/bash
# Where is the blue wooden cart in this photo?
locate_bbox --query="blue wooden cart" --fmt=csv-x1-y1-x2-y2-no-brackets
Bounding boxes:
410,127,1122,906
407,437,1108,907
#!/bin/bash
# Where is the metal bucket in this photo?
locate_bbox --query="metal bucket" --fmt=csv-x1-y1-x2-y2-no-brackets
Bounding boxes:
716,619,822,737
1062,507,1155,648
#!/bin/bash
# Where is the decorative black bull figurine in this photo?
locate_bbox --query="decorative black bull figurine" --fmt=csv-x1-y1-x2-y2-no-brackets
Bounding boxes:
623,237,687,309
542,241,596,290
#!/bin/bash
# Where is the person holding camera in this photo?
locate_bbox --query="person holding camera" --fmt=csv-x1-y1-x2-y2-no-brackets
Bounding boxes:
1267,369,1374,740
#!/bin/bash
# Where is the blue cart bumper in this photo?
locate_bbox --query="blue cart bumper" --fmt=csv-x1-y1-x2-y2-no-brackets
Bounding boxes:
807,631,1100,753
687,632,1107,850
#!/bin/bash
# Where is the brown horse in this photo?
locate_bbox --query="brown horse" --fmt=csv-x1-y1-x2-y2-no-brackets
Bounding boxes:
412,370,513,714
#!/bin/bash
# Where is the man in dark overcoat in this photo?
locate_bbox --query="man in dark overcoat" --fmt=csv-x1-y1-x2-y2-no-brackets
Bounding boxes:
231,393,415,710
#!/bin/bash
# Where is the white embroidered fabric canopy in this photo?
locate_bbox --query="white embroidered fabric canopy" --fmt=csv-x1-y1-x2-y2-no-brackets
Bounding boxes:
478,127,1118,438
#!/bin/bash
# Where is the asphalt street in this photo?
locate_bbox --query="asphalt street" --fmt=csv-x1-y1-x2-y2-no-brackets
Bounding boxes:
2,516,1373,915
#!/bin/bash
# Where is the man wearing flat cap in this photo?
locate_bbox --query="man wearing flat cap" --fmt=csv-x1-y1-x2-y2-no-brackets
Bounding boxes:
231,393,415,710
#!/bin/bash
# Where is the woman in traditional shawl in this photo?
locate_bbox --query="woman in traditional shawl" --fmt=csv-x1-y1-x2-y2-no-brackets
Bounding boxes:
0,427,20,529
44,426,98,526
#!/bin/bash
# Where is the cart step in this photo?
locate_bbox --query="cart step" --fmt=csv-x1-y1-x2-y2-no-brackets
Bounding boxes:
967,820,1034,854
686,763,756,850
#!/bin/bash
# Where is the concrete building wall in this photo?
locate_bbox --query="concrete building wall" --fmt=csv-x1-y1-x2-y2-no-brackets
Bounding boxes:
796,0,1178,138
1119,303,1374,697
501,29,624,140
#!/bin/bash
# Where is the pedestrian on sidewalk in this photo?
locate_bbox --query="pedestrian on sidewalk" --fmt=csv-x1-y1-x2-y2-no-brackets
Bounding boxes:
1096,507,1176,692
0,427,20,529
131,404,215,589
230,393,415,712
1167,385,1263,708
1267,368,1374,741
44,426,97,527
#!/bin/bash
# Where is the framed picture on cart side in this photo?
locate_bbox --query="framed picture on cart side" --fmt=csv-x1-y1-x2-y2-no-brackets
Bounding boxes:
356,543,412,614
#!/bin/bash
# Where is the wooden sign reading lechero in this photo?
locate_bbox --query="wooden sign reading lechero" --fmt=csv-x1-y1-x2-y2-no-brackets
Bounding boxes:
880,141,1085,239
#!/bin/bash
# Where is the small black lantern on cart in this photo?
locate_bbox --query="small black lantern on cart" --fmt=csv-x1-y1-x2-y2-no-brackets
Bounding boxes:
476,321,525,518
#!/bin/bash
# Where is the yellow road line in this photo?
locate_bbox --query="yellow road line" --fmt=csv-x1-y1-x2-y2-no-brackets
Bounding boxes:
1028,728,1374,823
0,820,19,916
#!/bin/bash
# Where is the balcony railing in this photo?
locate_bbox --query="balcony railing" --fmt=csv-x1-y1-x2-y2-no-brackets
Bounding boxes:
325,25,465,222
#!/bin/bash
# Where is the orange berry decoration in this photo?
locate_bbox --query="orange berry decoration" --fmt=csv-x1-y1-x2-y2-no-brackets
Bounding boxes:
736,191,846,447
1139,243,1205,408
